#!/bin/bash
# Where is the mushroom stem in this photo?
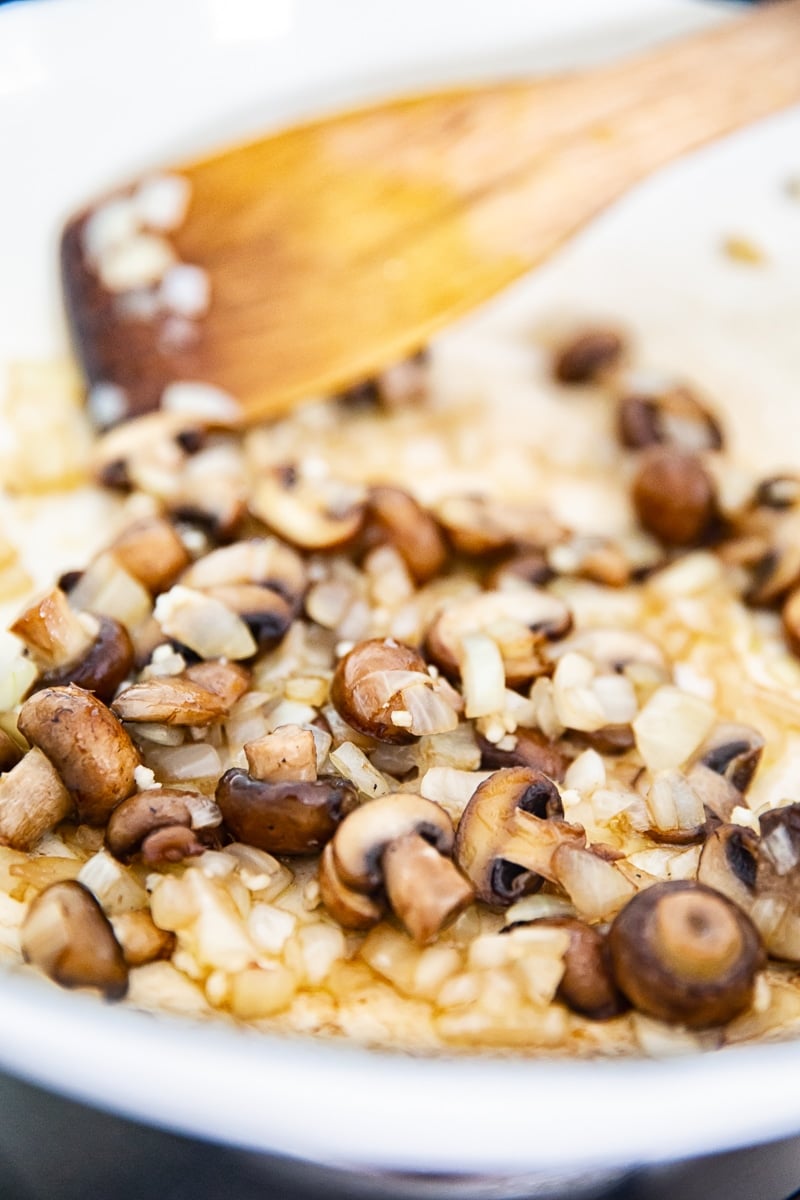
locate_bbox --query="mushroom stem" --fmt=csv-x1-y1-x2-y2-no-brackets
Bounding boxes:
382,833,474,945
0,748,72,850
11,588,97,671
496,812,586,884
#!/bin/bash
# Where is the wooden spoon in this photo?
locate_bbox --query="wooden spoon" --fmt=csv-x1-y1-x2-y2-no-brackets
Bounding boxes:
61,1,800,428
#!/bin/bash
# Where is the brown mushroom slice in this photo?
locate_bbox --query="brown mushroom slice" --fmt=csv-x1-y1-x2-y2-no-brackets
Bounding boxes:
109,517,191,594
548,535,631,589
487,552,553,592
216,768,356,855
697,824,758,914
112,677,230,726
179,537,307,608
617,384,723,454
363,486,447,584
382,832,474,945
433,495,565,557
21,880,129,999
91,410,211,483
183,660,251,709
0,748,72,851
204,584,294,650
250,466,366,551
244,725,317,783
18,685,140,825
426,588,572,685
106,787,222,860
521,916,627,1020
546,628,667,678
318,841,385,931
686,723,765,822
477,729,568,783
454,767,585,907
568,724,636,756
330,638,433,744
608,881,764,1028
110,910,176,967
11,588,134,704
752,804,800,961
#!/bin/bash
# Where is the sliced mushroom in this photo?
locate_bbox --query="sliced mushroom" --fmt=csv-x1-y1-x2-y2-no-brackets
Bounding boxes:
250,465,365,551
686,723,765,822
553,328,625,385
21,880,129,999
426,588,572,686
0,748,72,850
11,588,133,703
568,724,636,756
318,841,385,931
182,660,251,709
548,535,631,588
433,495,565,557
486,552,553,592
110,909,176,966
608,881,764,1028
244,725,317,783
724,500,800,607
91,410,209,486
477,729,568,783
109,517,191,594
328,792,471,944
111,677,231,726
454,767,585,907
18,685,140,825
617,385,723,454
179,537,307,609
752,804,800,961
697,823,759,914
362,486,447,585
204,584,294,650
520,916,627,1020
106,787,222,860
632,448,718,547
216,769,356,855
546,628,667,678
0,731,22,774
330,638,434,744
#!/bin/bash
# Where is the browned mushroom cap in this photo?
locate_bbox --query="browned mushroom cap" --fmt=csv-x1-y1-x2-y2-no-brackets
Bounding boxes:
517,916,627,1020
433,495,565,557
426,588,572,686
329,793,471,944
608,881,765,1028
632,448,718,547
0,748,72,850
106,787,221,860
686,723,765,822
318,842,385,931
617,385,723,454
204,584,294,650
553,328,625,385
109,517,191,594
11,588,133,704
363,486,447,584
110,910,176,967
21,880,129,999
111,677,231,726
330,638,431,744
454,767,585,906
179,538,307,609
216,768,356,855
697,823,758,914
477,729,568,783
18,685,139,825
250,465,366,551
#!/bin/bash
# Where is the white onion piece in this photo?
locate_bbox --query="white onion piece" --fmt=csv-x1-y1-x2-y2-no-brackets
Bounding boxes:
146,743,222,782
632,687,716,772
460,633,505,719
401,682,459,735
155,586,256,660
77,851,148,914
329,741,389,799
552,845,635,921
420,767,493,819
70,553,152,632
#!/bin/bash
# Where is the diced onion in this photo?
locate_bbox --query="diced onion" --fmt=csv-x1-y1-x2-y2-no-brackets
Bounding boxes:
632,687,716,771
460,633,506,719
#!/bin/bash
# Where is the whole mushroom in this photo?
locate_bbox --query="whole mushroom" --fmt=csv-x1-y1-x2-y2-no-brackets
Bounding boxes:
326,793,473,944
608,880,764,1028
216,769,356,855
